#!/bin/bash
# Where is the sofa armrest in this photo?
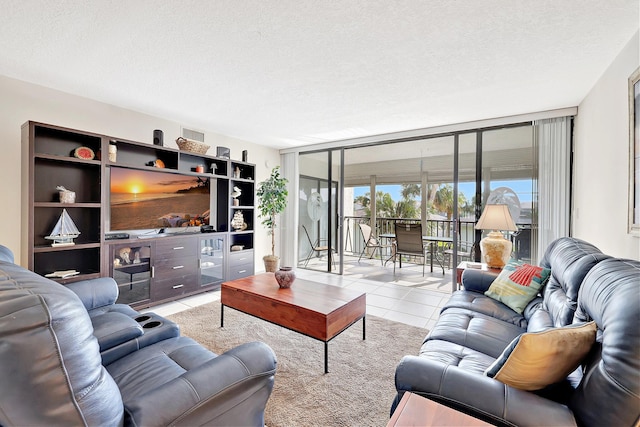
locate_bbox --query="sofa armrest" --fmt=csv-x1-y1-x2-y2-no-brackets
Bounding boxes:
91,311,143,352
124,341,277,426
394,355,577,427
65,277,119,310
461,269,500,293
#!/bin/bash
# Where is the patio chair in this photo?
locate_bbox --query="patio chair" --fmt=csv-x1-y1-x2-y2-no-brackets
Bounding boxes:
393,222,430,276
357,223,392,265
443,240,474,268
301,225,335,269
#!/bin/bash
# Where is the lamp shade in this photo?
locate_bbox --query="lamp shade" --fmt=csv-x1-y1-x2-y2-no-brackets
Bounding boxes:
475,204,518,268
475,204,518,232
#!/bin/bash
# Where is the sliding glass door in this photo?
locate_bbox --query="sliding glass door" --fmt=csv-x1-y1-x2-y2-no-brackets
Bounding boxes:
298,150,342,273
295,122,538,284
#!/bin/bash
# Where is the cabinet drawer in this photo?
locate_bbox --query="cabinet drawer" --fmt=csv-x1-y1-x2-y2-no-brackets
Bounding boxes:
153,277,197,301
155,238,198,258
228,249,254,267
154,256,198,279
228,262,254,280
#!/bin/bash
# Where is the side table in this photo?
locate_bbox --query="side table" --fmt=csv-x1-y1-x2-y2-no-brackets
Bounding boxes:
456,261,501,288
387,392,492,426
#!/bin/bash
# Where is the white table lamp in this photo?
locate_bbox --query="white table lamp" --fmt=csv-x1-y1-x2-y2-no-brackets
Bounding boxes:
475,204,518,268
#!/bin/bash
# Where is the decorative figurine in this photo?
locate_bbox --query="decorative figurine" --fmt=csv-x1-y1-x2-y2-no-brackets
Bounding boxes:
231,186,241,206
45,209,80,247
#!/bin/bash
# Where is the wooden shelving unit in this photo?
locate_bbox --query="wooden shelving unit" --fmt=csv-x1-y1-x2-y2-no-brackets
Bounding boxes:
21,121,255,307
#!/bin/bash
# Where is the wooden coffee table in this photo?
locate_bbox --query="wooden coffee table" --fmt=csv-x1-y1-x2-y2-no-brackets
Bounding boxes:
221,273,366,373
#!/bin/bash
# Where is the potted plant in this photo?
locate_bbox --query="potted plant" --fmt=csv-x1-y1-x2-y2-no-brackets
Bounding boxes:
257,166,288,272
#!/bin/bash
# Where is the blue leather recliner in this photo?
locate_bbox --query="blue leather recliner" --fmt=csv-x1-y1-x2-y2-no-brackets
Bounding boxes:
0,245,277,426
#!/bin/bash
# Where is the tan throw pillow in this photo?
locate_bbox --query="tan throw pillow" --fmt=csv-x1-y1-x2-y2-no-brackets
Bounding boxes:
484,321,597,391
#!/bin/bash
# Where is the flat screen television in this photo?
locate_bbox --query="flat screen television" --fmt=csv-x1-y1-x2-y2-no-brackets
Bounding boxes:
109,166,211,232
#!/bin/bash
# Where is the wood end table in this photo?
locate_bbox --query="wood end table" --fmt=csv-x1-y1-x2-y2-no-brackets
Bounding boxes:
455,261,502,288
387,392,493,426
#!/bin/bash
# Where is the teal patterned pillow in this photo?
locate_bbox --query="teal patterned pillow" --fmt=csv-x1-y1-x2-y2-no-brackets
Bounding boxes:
484,260,551,314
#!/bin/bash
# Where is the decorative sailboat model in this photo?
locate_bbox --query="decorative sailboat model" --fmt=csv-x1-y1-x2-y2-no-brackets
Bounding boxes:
45,209,80,247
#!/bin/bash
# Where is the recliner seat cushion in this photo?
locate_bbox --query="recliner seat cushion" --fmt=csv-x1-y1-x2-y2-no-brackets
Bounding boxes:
106,336,218,398
106,337,277,426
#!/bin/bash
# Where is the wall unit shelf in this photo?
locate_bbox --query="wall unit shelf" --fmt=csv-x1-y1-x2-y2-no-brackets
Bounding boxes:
34,202,102,208
22,121,255,308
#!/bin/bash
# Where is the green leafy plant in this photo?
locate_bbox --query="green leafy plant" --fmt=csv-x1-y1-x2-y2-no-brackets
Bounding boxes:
257,166,289,258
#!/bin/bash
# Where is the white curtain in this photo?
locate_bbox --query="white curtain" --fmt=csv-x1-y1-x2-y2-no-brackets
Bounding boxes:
279,152,298,267
533,117,572,262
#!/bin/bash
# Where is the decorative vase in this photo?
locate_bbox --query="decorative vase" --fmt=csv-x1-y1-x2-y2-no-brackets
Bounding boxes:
275,267,296,289
480,231,513,268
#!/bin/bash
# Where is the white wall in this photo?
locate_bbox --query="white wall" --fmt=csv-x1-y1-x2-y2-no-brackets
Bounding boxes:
0,75,280,267
573,31,639,260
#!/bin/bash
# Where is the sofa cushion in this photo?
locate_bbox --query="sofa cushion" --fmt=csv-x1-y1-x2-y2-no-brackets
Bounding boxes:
570,258,640,427
540,238,609,327
485,321,596,391
426,307,525,358
525,306,554,333
419,339,496,374
484,260,551,314
441,290,527,328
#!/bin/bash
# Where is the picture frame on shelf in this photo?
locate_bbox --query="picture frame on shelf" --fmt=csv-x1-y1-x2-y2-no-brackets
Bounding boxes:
629,66,639,236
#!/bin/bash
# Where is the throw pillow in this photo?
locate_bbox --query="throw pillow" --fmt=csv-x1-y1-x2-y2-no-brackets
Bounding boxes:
484,321,597,390
484,260,551,314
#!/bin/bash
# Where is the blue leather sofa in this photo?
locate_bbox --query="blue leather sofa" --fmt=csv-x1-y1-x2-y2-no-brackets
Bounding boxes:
0,245,277,426
393,237,640,426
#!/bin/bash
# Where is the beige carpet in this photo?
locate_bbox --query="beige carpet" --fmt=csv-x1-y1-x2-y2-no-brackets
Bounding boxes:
168,302,428,427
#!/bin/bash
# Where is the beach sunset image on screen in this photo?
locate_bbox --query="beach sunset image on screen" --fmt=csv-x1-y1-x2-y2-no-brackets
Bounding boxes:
109,167,210,231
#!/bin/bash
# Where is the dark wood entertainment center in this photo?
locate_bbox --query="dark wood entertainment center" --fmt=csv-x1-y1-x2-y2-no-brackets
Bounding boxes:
21,121,255,308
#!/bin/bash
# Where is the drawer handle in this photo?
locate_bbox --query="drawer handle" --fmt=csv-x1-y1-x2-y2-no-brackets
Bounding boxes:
238,257,247,261
172,284,184,289
238,269,247,274
172,265,184,270
173,246,185,250
151,266,155,278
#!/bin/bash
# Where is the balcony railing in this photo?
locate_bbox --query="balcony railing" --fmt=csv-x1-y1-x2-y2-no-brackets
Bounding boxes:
344,216,531,265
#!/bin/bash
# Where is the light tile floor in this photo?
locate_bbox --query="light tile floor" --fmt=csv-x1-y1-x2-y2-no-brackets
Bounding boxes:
143,255,456,330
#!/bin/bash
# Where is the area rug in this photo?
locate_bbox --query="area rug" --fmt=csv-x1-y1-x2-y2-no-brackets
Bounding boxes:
167,302,428,427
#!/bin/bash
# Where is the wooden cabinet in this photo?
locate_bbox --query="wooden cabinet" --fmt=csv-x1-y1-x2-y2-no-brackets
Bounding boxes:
152,237,199,301
228,249,255,281
199,235,226,289
110,242,153,306
22,121,256,307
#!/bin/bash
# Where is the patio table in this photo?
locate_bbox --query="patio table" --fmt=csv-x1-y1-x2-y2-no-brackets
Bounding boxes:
380,234,451,273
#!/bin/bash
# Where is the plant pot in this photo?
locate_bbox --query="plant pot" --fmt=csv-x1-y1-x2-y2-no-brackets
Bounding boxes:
275,266,296,289
263,255,279,273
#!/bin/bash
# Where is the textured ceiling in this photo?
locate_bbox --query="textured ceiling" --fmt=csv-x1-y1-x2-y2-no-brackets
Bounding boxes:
0,0,637,148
